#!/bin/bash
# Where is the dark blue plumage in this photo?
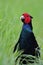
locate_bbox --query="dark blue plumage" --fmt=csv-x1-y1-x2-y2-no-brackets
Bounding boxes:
18,23,39,56
14,23,40,56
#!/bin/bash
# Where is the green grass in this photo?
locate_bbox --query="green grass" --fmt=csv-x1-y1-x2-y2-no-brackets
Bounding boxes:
0,0,43,65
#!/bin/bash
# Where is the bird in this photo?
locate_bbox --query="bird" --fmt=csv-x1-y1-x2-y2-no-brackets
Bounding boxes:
13,13,40,63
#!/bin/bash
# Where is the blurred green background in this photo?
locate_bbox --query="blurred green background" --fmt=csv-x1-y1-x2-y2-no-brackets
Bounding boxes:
0,0,43,65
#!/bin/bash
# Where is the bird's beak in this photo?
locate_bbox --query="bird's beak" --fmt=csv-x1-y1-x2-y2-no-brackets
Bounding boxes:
20,16,25,20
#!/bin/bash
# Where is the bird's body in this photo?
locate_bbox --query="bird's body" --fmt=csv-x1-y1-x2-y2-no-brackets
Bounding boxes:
17,24,39,56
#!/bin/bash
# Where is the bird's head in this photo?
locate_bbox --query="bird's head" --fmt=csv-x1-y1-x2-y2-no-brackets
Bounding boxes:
20,13,33,24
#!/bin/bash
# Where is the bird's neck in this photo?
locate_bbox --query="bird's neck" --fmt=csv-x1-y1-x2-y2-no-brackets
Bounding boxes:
23,24,32,32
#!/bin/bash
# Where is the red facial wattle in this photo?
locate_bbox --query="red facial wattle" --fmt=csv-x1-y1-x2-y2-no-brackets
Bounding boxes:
20,13,33,24
22,13,31,24
24,16,31,24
